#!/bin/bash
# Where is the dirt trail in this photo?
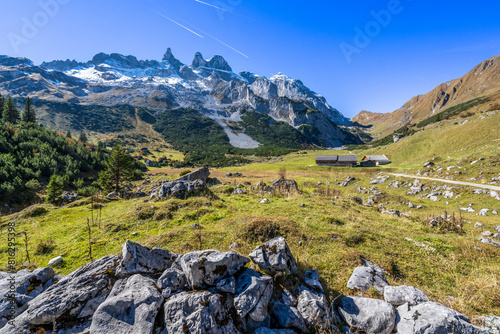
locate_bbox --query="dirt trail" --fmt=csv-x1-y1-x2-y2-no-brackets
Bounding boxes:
389,173,500,191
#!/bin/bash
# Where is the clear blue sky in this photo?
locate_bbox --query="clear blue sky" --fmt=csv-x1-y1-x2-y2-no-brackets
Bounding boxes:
1,0,500,118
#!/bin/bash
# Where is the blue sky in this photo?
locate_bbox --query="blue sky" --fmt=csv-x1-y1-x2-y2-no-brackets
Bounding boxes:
1,0,500,118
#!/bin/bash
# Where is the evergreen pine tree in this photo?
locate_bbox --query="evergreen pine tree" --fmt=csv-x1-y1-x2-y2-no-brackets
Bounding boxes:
66,130,72,138
0,94,4,122
2,97,20,124
98,140,135,193
79,131,88,144
46,175,64,204
21,97,36,123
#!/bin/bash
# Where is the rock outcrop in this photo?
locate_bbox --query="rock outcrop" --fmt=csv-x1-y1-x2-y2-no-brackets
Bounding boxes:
0,239,492,333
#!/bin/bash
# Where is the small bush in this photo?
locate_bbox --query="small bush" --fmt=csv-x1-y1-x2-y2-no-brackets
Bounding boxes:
239,217,299,242
180,170,192,177
325,216,345,225
26,179,41,190
78,186,99,197
35,239,56,255
343,233,366,247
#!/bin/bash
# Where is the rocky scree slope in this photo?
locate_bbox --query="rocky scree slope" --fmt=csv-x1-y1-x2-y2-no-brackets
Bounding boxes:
0,49,361,148
1,237,497,334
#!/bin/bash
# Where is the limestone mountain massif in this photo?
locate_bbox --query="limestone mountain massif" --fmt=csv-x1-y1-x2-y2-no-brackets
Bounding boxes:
0,49,361,148
352,55,500,138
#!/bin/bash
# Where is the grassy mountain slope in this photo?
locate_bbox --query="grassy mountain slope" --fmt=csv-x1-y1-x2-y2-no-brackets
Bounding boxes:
353,55,500,138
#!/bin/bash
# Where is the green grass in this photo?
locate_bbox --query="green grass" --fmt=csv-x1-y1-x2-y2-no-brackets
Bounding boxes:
1,154,499,321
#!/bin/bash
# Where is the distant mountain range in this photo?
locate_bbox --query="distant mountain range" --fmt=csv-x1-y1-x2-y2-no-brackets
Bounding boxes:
352,55,500,138
0,49,362,148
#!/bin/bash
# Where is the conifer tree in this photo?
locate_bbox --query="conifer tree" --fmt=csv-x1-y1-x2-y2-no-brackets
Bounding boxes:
21,97,36,123
2,97,20,124
66,130,72,138
79,131,88,144
0,94,4,121
46,175,64,204
98,140,134,193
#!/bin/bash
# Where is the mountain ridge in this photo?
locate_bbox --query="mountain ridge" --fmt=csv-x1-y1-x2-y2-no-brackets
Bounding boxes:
0,49,361,148
352,54,500,138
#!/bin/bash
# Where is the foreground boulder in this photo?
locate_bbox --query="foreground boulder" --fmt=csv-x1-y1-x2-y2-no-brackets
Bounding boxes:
1,256,119,333
339,296,396,334
90,274,163,334
297,288,331,329
384,285,429,306
163,291,239,334
157,268,187,298
234,268,273,323
151,179,206,200
117,240,176,276
0,268,55,329
395,302,485,334
249,236,297,275
179,250,250,289
272,302,306,332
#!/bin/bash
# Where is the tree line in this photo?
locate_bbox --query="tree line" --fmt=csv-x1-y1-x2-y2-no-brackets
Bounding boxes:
0,94,144,205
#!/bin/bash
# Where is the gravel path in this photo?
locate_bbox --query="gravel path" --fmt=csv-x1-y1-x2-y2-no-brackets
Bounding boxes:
389,173,500,191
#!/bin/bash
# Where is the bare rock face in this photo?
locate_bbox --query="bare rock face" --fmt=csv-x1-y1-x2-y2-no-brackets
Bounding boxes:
179,250,250,289
163,291,239,334
1,256,120,334
395,302,485,334
249,236,298,275
90,274,163,334
384,285,429,306
117,240,176,277
234,268,273,323
339,297,396,334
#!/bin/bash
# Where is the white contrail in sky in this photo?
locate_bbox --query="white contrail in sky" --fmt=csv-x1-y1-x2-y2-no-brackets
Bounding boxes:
202,29,249,58
193,0,232,13
154,10,204,38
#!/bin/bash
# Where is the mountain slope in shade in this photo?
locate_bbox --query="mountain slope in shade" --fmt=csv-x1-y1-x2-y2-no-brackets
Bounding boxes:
352,55,500,138
0,49,361,148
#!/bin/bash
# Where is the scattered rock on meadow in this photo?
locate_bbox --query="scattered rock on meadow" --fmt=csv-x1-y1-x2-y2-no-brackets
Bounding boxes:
48,256,63,267
347,266,388,293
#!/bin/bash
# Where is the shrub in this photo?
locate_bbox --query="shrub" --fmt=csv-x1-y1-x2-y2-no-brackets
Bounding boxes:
35,239,56,255
180,170,192,177
78,186,99,197
25,179,41,190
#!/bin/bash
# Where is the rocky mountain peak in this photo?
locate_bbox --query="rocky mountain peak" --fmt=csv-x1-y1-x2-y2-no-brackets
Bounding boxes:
92,53,142,68
192,52,207,68
0,56,34,67
206,55,232,72
162,48,174,61
162,47,183,71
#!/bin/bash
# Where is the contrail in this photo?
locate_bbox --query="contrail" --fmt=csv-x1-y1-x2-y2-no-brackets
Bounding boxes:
154,10,204,38
168,13,249,58
194,0,232,13
202,30,249,58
